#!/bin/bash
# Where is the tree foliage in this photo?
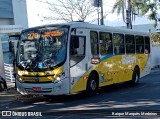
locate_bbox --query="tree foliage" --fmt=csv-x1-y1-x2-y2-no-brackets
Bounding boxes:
151,33,160,46
138,0,160,27
36,0,97,22
112,0,139,23
112,0,160,27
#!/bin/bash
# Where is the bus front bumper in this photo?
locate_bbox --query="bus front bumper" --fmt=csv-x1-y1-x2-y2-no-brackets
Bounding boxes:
16,77,70,95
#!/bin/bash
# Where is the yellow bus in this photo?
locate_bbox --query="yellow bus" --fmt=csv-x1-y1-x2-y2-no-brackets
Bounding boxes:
14,22,151,96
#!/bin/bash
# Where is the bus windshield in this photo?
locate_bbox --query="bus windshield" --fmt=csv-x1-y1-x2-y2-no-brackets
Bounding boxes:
17,26,68,70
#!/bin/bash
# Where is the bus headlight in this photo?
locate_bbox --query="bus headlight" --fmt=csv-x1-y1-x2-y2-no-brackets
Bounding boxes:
17,71,24,76
54,72,65,83
18,77,23,83
55,76,61,82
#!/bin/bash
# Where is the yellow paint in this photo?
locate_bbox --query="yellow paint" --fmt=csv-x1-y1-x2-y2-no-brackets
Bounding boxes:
71,54,148,93
16,66,63,82
70,77,85,93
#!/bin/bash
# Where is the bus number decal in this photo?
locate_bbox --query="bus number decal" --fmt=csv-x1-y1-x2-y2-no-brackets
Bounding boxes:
122,55,137,64
28,33,39,39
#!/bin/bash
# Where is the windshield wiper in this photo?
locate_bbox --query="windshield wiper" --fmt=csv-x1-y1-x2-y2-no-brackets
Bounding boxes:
43,53,55,69
24,51,39,70
24,59,36,70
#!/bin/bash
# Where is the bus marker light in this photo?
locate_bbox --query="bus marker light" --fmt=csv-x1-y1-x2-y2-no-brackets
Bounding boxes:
91,58,100,64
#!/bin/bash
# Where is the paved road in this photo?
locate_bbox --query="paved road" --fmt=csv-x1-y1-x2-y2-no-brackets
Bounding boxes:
0,70,160,118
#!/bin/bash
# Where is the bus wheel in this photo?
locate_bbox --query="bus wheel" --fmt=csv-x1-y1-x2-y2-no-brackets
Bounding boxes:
131,68,140,86
86,73,98,96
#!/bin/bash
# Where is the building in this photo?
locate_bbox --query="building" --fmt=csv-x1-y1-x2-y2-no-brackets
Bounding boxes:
0,0,28,39
0,0,28,27
0,0,28,77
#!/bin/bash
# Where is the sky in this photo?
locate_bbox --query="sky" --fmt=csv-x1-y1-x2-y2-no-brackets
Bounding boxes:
26,0,154,28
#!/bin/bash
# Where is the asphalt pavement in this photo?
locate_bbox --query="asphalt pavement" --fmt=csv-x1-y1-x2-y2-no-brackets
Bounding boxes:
0,80,18,103
0,69,160,103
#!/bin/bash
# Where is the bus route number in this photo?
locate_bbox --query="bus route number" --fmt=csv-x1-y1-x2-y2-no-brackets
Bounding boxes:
28,33,39,39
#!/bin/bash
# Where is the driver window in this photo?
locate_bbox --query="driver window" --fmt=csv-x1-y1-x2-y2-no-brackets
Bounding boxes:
23,41,37,60
70,36,85,67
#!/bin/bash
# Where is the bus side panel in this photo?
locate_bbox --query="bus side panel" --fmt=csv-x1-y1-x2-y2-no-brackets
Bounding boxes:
120,54,149,82
70,53,150,94
98,54,150,86
137,54,151,77
98,55,121,87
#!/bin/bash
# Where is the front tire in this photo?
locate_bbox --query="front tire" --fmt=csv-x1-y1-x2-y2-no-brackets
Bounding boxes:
86,74,98,96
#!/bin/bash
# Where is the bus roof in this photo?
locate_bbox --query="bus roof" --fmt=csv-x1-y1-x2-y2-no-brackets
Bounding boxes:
23,22,150,36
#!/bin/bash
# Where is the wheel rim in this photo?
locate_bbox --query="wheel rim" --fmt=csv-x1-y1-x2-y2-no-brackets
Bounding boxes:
135,73,139,83
90,80,96,91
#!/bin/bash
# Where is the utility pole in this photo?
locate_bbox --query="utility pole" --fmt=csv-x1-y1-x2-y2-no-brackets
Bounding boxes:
126,0,132,29
93,0,104,25
98,8,100,25
97,0,100,25
100,0,104,25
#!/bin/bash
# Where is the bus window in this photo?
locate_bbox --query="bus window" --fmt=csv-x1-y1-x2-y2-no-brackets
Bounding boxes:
135,36,144,53
113,33,125,54
145,36,150,53
70,36,79,55
90,31,99,55
70,36,85,67
125,34,135,53
100,32,113,55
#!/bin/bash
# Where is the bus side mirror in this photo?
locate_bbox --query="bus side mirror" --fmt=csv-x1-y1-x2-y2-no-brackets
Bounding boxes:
71,36,79,48
8,35,20,53
9,35,20,41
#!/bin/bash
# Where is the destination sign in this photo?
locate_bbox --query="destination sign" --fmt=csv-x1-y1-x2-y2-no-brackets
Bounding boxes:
42,30,63,38
26,30,63,40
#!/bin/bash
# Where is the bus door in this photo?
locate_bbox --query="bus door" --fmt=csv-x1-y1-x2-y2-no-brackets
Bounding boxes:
69,35,87,93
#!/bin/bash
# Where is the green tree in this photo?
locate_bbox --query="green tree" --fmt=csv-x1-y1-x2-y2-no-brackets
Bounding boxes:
112,0,139,26
138,0,160,27
151,33,160,46
112,0,160,28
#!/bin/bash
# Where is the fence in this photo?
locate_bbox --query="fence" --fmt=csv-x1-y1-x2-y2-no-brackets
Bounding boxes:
4,63,15,82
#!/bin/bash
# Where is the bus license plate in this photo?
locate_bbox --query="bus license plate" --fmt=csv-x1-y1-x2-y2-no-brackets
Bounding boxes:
32,87,41,92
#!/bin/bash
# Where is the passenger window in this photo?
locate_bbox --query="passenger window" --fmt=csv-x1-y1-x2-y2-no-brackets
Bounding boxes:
135,36,144,53
145,36,150,53
113,33,125,54
70,36,85,67
90,31,99,55
125,34,135,53
100,32,113,55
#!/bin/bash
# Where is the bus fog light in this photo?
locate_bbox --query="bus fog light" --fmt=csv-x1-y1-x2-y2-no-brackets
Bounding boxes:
18,77,23,83
16,75,23,83
54,76,61,83
56,77,61,81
